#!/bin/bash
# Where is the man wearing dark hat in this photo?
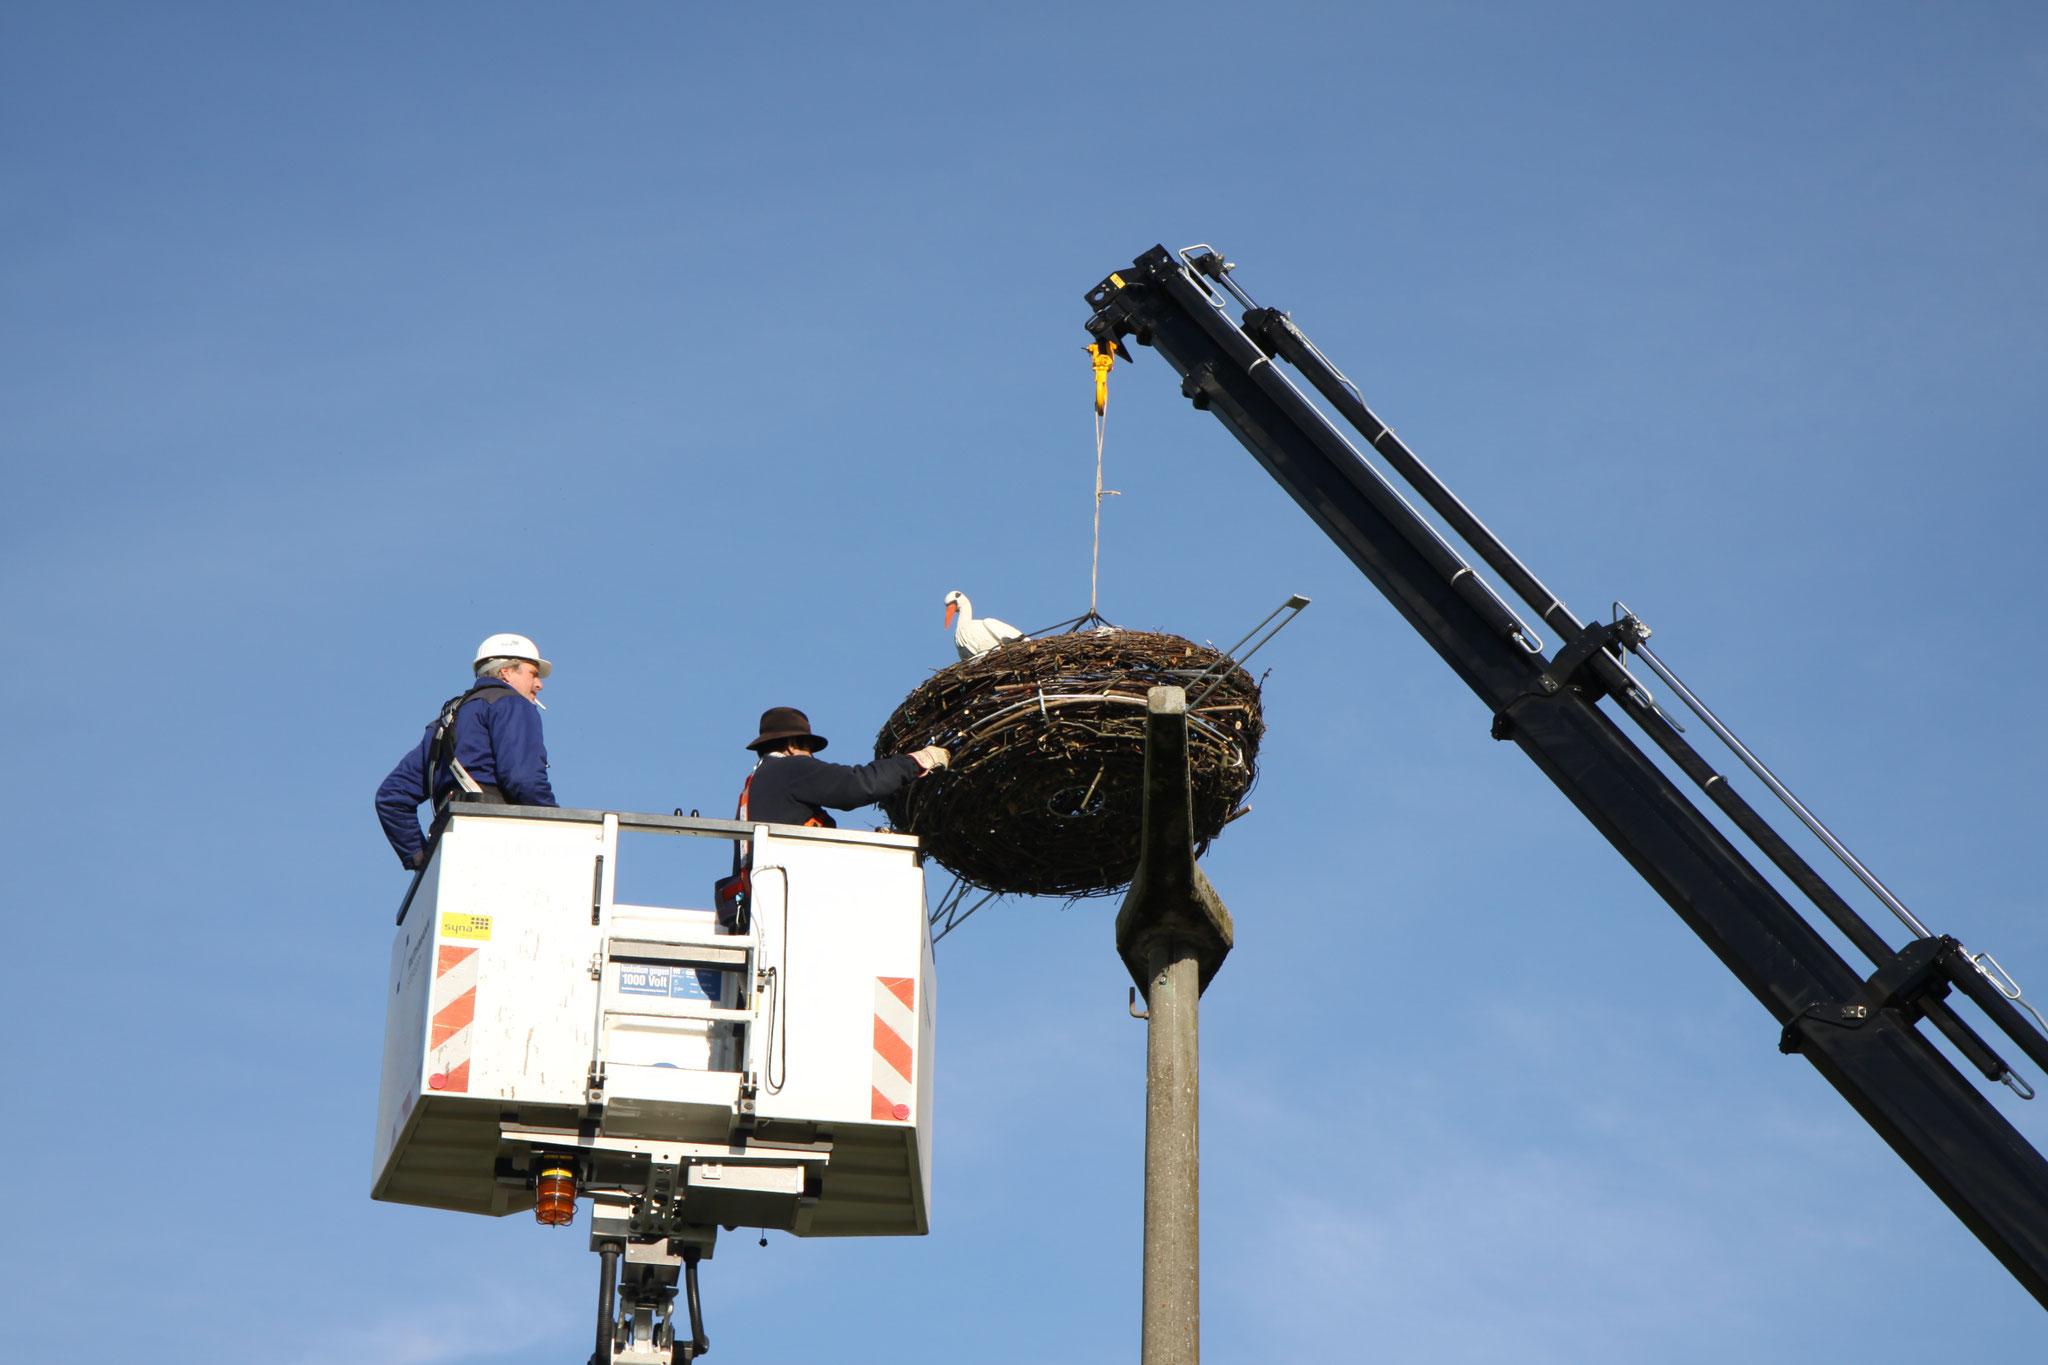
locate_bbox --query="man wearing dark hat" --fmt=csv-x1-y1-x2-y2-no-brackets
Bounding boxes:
738,706,948,828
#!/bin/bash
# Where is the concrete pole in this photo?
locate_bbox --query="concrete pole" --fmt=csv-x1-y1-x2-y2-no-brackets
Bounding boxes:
1117,686,1233,1365
1142,941,1202,1365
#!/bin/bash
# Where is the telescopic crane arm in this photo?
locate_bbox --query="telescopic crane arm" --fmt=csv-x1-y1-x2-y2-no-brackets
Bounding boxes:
1083,244,2048,1308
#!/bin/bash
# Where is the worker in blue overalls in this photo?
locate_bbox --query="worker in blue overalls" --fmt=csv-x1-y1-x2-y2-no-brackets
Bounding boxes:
375,633,559,870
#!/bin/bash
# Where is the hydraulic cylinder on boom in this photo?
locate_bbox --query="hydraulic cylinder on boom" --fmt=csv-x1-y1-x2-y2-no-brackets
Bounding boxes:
1083,244,2048,1308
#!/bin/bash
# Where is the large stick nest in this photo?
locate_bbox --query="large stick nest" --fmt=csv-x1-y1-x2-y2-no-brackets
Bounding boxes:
874,629,1264,898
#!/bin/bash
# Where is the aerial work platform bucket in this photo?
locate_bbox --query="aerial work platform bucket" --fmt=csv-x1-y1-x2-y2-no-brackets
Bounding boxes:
371,803,935,1241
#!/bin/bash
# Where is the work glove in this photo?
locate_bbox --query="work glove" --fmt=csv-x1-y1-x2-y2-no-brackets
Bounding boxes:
911,745,951,771
411,847,431,871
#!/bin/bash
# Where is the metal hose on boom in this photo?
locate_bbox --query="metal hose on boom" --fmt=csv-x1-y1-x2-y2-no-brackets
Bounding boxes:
682,1245,710,1360
594,1241,621,1365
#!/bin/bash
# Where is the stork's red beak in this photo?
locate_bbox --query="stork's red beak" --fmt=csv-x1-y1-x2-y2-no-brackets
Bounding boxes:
945,603,957,629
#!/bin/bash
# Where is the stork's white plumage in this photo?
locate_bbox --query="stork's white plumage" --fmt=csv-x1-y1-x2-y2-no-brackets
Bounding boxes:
944,590,1025,660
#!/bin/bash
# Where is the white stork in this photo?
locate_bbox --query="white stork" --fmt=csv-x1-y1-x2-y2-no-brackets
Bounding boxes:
944,590,1025,660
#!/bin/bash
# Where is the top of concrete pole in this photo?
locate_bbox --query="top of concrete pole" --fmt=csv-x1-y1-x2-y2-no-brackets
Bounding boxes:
1115,686,1234,995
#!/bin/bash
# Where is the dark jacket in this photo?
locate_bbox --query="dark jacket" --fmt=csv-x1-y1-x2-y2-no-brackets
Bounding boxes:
741,752,923,829
375,677,557,867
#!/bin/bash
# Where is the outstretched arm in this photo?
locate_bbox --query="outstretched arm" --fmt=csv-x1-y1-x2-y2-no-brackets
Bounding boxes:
787,755,925,811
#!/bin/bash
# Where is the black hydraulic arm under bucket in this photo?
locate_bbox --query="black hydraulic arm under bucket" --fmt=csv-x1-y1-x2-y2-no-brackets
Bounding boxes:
1083,244,2048,1308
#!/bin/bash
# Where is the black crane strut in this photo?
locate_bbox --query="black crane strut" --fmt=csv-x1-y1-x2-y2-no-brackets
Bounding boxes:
1084,244,2048,1307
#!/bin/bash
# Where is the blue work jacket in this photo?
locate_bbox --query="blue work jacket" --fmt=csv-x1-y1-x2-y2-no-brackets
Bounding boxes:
374,677,557,868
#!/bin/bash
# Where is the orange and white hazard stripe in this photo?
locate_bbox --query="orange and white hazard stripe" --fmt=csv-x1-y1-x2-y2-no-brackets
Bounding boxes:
427,944,478,1093
871,976,916,1122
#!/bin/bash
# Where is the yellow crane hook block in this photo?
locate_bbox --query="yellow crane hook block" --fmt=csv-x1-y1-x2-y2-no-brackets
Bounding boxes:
1088,341,1116,416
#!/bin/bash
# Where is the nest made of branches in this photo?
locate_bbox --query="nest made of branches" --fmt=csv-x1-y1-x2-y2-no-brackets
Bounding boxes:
874,628,1264,898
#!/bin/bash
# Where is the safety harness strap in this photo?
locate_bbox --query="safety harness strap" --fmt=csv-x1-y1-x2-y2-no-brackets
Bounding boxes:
424,682,513,804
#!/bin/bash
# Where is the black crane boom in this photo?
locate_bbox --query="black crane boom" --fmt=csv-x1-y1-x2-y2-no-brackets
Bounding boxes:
1084,244,2048,1306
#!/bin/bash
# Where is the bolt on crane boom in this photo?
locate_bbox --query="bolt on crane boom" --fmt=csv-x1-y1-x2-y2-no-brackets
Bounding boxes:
1083,244,2048,1308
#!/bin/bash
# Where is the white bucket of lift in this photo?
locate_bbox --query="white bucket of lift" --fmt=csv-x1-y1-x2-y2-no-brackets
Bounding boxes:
372,805,936,1238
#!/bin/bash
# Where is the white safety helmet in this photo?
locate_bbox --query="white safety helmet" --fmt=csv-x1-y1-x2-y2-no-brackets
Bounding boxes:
473,633,553,678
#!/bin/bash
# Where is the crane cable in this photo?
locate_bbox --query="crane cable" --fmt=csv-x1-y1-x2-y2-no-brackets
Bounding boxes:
1087,342,1120,618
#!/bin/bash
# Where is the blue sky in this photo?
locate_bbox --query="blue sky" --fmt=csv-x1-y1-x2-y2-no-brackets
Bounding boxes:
4,3,2046,1360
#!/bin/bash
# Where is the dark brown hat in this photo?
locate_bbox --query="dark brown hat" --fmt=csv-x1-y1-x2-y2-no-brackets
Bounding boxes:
748,706,828,753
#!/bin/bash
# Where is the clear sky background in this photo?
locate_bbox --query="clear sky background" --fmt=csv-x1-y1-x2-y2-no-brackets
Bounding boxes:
4,3,2046,1361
